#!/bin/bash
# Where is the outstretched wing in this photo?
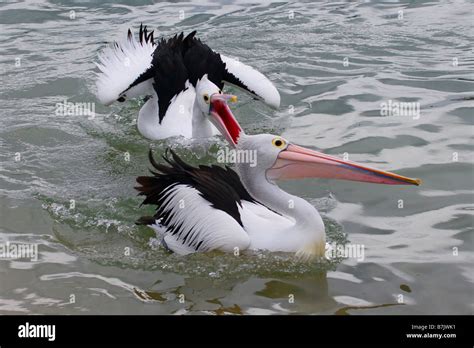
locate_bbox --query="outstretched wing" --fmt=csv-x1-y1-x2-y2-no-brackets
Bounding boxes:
135,150,255,254
180,33,280,108
220,54,280,109
95,24,156,105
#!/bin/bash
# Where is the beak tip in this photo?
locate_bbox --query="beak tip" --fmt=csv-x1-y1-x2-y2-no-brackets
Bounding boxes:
414,178,422,186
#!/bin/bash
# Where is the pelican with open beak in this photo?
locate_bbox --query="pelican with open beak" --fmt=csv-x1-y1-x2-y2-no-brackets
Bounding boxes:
95,26,280,141
136,110,421,257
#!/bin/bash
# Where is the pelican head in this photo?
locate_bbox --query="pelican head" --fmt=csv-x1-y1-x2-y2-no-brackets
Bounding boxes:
234,133,421,186
195,74,241,144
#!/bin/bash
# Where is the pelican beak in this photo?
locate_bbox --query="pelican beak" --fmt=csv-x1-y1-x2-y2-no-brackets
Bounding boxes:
267,144,422,186
209,93,242,147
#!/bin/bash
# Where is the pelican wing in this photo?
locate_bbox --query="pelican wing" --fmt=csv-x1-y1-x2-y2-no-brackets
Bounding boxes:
95,24,156,105
150,33,191,123
142,184,250,255
135,150,255,254
220,54,280,108
180,34,280,108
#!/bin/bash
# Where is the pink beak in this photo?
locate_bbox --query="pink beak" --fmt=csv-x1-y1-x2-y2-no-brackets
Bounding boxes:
267,144,421,186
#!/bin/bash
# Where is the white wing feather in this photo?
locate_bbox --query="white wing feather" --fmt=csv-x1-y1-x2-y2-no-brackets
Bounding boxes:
95,31,155,105
149,185,250,255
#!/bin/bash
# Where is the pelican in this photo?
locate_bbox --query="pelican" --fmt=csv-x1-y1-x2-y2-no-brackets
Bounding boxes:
135,119,421,258
95,25,280,140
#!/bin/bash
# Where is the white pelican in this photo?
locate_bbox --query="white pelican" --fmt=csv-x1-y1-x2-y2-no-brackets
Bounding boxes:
95,25,280,140
136,124,421,258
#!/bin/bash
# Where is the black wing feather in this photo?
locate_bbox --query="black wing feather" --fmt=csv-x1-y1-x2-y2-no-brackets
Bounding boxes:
151,43,189,123
136,149,257,227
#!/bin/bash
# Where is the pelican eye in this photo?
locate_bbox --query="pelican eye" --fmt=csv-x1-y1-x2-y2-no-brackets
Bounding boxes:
203,94,210,104
272,138,286,148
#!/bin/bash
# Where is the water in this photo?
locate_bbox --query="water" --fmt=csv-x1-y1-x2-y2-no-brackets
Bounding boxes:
1,0,473,315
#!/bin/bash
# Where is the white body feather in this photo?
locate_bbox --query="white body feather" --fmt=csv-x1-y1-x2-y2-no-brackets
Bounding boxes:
136,82,219,140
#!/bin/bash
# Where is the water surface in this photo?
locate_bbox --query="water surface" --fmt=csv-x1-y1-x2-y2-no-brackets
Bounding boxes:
0,0,473,314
